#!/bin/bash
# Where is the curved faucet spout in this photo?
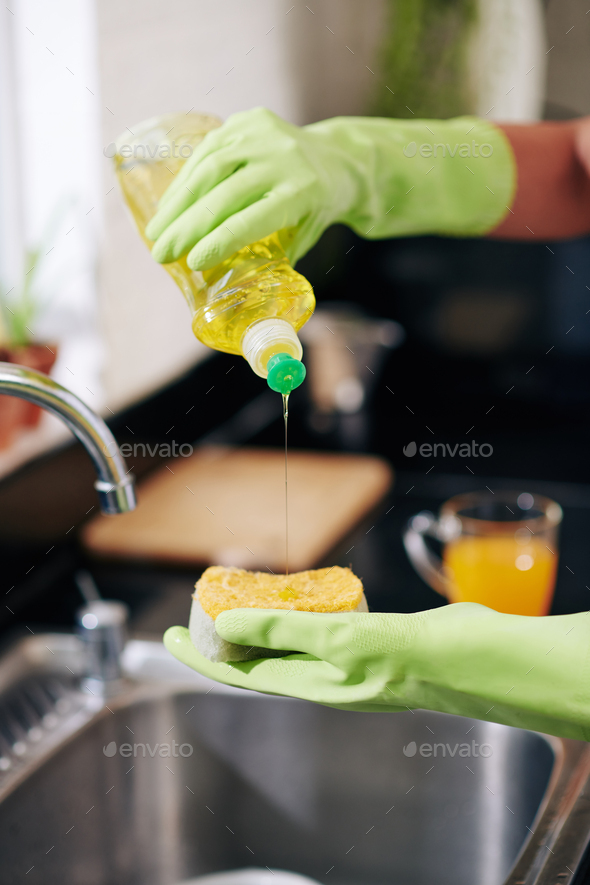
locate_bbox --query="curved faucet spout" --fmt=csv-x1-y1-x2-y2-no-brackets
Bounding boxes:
0,362,136,514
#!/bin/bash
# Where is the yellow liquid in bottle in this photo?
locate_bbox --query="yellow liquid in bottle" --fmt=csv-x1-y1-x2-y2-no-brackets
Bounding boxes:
114,113,315,356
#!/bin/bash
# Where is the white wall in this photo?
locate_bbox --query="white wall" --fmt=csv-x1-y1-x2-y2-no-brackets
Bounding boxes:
0,0,102,380
545,0,590,117
0,0,106,478
96,0,297,411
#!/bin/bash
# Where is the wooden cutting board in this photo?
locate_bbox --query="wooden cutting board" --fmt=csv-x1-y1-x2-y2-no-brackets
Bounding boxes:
82,447,393,573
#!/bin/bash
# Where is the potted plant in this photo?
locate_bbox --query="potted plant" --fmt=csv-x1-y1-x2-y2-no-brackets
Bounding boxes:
0,239,58,449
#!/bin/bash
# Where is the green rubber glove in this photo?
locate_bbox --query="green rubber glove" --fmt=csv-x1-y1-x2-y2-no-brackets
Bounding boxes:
145,107,515,272
164,603,590,741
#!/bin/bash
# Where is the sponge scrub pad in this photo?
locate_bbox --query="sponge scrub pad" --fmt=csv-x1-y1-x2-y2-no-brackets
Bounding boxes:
189,565,368,663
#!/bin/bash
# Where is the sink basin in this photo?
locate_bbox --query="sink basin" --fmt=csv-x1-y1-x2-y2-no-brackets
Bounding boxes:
0,636,589,885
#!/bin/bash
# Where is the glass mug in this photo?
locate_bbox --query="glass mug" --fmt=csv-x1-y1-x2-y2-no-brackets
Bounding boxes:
403,490,563,616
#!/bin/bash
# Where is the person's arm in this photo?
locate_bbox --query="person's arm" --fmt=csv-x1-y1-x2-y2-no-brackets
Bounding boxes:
164,603,590,741
490,118,590,241
145,108,515,272
145,107,590,269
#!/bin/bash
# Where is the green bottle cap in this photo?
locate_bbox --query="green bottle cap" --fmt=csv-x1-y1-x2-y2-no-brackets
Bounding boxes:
266,352,306,394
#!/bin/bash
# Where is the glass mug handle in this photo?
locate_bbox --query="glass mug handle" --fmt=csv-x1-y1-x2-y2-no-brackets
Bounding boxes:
402,511,456,598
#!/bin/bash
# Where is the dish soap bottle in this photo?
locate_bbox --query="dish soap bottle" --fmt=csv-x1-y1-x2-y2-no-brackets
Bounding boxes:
112,113,314,394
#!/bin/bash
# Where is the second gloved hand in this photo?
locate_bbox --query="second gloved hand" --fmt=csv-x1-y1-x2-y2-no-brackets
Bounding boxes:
164,603,590,741
146,107,515,271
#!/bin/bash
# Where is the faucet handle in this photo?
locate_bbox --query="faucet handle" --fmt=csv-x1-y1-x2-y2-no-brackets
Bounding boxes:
76,600,129,697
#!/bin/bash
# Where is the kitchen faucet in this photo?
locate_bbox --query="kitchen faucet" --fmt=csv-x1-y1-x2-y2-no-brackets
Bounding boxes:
0,362,137,694
0,362,136,514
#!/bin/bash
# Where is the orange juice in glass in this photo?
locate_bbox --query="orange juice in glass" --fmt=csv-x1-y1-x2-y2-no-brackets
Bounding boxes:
404,491,562,616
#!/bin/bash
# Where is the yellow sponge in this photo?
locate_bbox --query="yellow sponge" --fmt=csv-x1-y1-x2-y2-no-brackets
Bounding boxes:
196,565,365,618
190,565,367,662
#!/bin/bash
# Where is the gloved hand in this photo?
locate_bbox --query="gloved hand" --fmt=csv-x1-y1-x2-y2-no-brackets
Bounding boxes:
145,107,515,271
164,603,590,741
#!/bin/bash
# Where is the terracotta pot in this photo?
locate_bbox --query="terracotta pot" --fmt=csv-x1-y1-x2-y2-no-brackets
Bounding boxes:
10,345,58,427
0,344,58,449
0,392,27,450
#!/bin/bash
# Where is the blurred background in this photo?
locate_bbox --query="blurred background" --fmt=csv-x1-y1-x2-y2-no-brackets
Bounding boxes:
1,0,590,627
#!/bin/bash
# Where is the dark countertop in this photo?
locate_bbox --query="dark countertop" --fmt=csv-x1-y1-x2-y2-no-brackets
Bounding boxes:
1,348,590,645
90,468,590,641
9,463,586,648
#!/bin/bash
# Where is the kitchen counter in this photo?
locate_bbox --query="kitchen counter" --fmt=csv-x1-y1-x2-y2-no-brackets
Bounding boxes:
81,467,590,641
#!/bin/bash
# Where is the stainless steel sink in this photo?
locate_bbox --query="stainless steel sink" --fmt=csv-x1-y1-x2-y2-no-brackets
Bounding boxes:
0,635,589,885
